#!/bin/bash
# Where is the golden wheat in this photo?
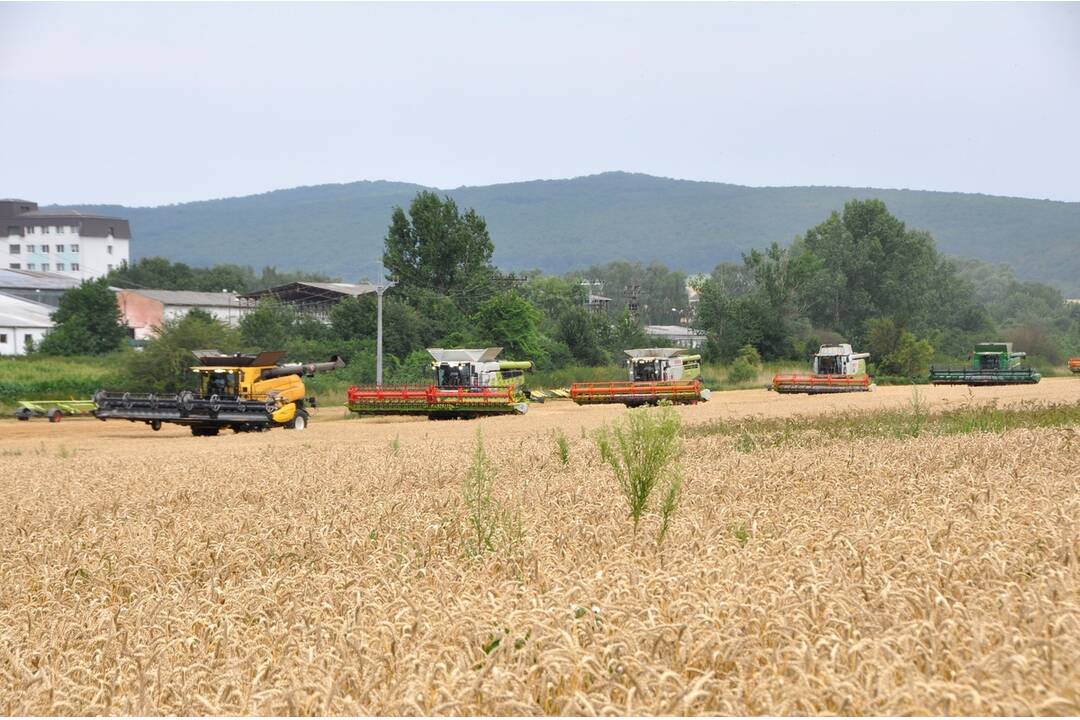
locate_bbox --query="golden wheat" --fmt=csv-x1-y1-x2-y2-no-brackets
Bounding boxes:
0,381,1078,715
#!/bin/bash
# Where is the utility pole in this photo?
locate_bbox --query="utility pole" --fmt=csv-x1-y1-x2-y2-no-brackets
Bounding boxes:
374,280,396,386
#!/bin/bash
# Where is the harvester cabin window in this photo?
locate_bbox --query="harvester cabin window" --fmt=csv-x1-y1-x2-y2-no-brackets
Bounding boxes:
818,356,842,374
203,371,239,397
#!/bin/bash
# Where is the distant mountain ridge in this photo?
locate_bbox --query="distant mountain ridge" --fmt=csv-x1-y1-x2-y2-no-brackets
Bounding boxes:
56,172,1080,294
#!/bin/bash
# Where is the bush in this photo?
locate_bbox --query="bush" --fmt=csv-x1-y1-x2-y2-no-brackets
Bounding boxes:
727,357,758,384
595,407,682,538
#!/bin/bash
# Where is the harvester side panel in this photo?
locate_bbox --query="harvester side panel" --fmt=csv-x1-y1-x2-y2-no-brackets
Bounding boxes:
772,373,871,394
570,380,702,406
928,366,1041,385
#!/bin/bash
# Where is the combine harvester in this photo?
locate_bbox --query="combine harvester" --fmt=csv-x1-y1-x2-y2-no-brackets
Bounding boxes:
772,343,872,394
570,348,709,407
93,350,344,435
346,348,532,419
929,342,1040,385
1070,357,1080,375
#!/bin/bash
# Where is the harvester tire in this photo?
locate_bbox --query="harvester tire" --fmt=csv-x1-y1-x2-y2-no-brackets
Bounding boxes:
15,408,31,421
289,412,308,431
47,408,62,423
150,420,162,432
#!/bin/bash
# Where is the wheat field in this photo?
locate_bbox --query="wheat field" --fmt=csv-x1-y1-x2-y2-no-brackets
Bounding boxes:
1,381,1078,715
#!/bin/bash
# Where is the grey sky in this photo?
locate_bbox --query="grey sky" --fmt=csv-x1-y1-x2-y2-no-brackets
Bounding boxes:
2,2,1078,206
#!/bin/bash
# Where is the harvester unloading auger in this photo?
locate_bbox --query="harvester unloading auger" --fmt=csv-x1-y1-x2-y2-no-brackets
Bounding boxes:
929,342,1040,385
346,348,532,419
570,348,709,406
93,351,344,436
772,343,872,394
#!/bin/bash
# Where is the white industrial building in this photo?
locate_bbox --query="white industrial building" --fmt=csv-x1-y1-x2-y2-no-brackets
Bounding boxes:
2,199,131,281
0,292,54,355
115,288,250,340
644,324,707,349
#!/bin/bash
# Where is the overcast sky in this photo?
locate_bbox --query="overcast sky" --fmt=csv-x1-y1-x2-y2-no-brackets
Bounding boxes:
2,2,1078,207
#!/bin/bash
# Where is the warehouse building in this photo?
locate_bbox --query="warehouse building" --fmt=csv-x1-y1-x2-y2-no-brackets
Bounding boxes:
115,288,250,340
2,199,131,281
0,292,53,355
644,324,707,349
0,268,79,307
240,281,378,322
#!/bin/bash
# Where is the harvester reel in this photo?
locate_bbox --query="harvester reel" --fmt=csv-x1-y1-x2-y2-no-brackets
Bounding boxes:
178,390,195,414
122,392,133,409
209,394,221,413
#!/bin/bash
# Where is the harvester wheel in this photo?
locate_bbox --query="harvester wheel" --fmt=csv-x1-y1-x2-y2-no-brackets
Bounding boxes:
15,408,31,421
47,408,62,423
289,412,308,431
150,420,162,432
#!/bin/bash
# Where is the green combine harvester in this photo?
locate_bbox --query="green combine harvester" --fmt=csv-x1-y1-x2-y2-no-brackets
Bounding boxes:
929,342,1041,386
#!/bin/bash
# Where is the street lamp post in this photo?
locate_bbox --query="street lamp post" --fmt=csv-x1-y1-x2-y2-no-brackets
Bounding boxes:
374,280,396,386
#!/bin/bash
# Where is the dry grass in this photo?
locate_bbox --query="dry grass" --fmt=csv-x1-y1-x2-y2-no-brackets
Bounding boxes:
1,393,1079,714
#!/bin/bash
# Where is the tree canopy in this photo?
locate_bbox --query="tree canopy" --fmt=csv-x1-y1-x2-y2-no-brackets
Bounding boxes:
38,278,128,356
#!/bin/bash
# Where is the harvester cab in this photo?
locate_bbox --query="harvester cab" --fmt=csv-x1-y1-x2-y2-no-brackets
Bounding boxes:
571,348,708,406
772,343,872,394
929,342,1040,385
93,351,345,435
346,347,534,419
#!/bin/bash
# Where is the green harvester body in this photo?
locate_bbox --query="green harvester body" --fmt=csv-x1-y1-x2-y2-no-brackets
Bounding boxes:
929,342,1040,385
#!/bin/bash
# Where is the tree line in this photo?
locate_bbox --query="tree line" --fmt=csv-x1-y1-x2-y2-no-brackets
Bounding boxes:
33,192,1080,388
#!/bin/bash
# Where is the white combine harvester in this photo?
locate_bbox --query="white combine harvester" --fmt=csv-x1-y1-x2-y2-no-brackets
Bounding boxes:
772,343,872,394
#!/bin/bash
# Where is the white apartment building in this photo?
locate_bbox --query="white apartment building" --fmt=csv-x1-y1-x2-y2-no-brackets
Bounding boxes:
2,199,131,281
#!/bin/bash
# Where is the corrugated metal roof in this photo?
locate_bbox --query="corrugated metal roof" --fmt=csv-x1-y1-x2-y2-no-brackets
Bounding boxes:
119,289,244,307
0,292,54,328
0,269,81,291
644,325,705,336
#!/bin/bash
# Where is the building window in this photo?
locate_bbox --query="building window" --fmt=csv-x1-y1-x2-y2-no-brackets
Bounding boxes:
8,244,20,254
59,226,66,234
8,263,20,270
46,226,54,234
7,226,19,236
41,245,49,253
71,263,80,271
56,244,64,253
24,334,32,345
0,334,6,343
26,244,35,253
71,244,79,253
56,262,65,271
27,263,36,270
107,245,114,255
41,263,49,271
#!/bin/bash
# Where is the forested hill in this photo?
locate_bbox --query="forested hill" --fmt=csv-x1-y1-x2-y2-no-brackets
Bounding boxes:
61,172,1080,294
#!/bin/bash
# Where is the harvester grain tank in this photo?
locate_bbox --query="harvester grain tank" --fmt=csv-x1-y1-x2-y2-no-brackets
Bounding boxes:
929,342,1040,385
570,348,709,406
346,347,532,419
93,351,344,435
772,343,872,394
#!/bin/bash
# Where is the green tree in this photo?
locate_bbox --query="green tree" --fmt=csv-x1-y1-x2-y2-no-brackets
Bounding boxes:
556,307,610,365
239,298,295,350
38,278,127,356
123,312,240,393
383,191,497,298
469,293,547,364
866,317,934,377
329,295,431,358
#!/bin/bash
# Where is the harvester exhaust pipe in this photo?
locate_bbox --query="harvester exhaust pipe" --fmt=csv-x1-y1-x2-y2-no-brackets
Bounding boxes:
260,355,345,380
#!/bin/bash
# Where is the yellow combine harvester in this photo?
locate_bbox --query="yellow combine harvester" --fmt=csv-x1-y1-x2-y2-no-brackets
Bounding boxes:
93,350,344,436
